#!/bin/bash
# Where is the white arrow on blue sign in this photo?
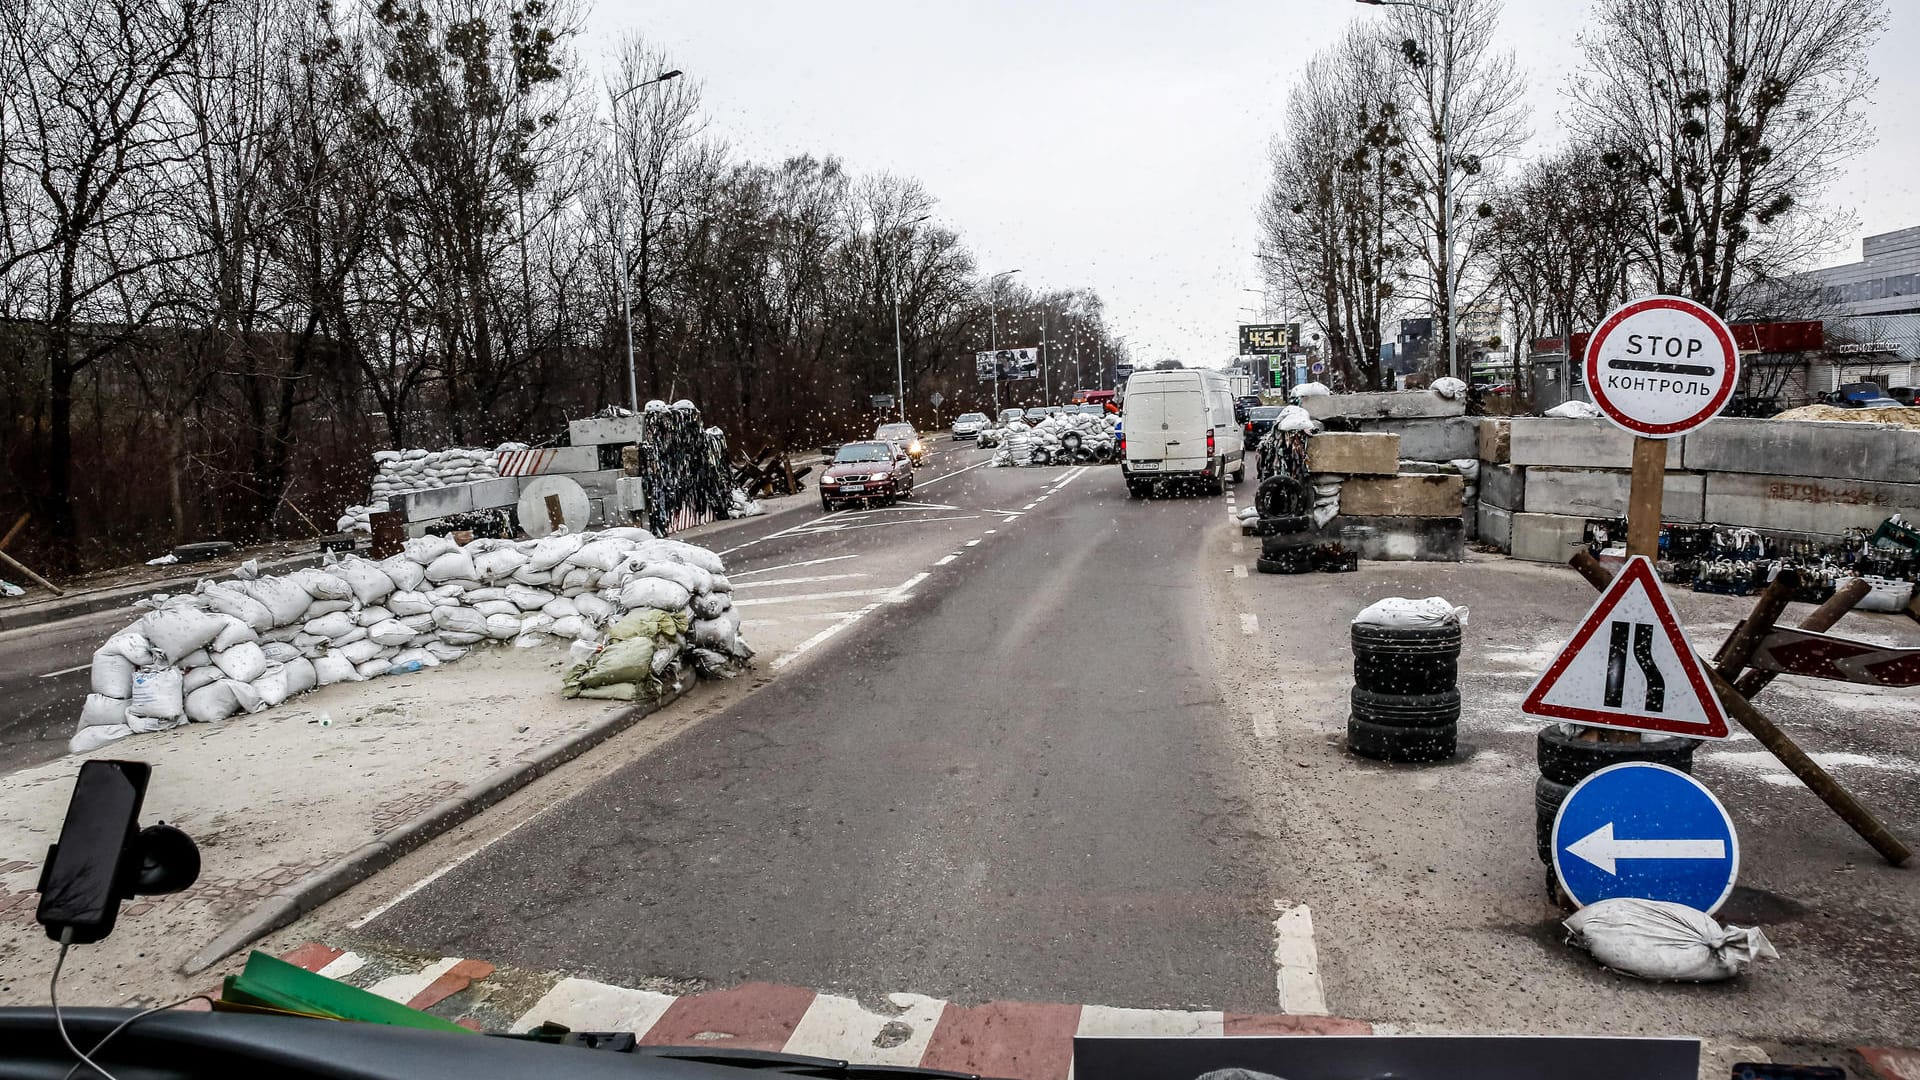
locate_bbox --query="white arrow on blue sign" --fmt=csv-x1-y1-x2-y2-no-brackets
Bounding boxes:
1552,761,1740,914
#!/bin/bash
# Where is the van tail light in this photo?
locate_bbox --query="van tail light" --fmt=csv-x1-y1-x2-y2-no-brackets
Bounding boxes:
1117,433,1125,454
1206,428,1215,455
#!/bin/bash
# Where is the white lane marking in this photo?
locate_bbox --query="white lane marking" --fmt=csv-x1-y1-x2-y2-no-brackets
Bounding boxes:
935,554,958,565
1252,714,1279,739
510,977,677,1035
731,553,861,578
1021,503,1038,511
1233,565,1248,578
737,610,861,626
1231,542,1243,554
1273,903,1328,1015
37,663,91,678
786,515,981,535
912,457,992,488
965,538,981,547
1076,1004,1224,1038
731,573,868,589
733,587,896,608
1035,495,1049,502
316,952,367,980
783,991,949,1065
983,508,1026,518
352,843,494,929
772,573,929,670
984,529,997,534
1240,613,1259,636
366,957,462,1003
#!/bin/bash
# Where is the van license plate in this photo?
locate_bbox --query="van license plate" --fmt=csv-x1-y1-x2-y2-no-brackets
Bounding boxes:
1132,461,1160,471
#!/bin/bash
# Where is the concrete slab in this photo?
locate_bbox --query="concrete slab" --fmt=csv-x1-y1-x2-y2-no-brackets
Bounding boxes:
1478,418,1511,464
1305,432,1398,476
1509,417,1683,470
468,476,521,510
1522,468,1706,522
1509,511,1591,563
496,445,600,476
572,468,626,501
1355,416,1479,461
1477,502,1513,551
1339,474,1464,518
395,484,473,523
1303,390,1465,420
1682,417,1920,484
1332,515,1465,561
568,416,645,445
1479,463,1524,511
1703,472,1920,535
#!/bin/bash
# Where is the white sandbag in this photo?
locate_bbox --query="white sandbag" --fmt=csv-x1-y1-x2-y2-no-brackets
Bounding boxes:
403,534,456,566
652,539,725,576
292,632,327,651
463,586,508,603
331,556,396,605
207,616,255,657
97,630,158,668
549,615,591,640
468,599,516,618
484,612,523,640
436,630,488,646
260,641,301,664
126,668,185,721
1545,399,1604,419
428,582,472,600
636,561,710,595
289,567,354,601
305,598,353,617
387,590,434,617
260,625,302,644
354,605,394,627
304,611,356,640
432,605,489,635
559,566,598,592
690,613,742,652
390,647,440,670
356,656,394,678
367,619,415,646
708,574,732,594
505,585,556,611
213,641,269,682
690,592,730,620
473,548,528,582
184,680,247,723
91,650,136,698
198,582,274,632
566,540,631,572
253,664,293,708
313,654,361,686
1565,898,1777,981
519,613,555,636
424,640,470,662
620,577,691,613
528,531,584,570
240,575,314,626
425,549,477,584
178,648,211,669
136,607,227,663
339,638,386,664
125,713,187,734
330,626,368,647
541,596,580,619
595,526,655,542
183,665,223,694
71,723,134,753
573,593,615,623
79,693,130,729
398,612,435,633
596,559,638,589
510,565,554,586
378,554,426,592
1352,596,1468,629
282,656,317,695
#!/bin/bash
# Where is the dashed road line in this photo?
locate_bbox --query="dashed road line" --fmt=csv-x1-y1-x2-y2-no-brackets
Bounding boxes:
935,554,958,565
1231,541,1244,554
1021,503,1039,511
1272,903,1328,1015
1233,564,1248,578
1240,613,1259,636
772,573,928,670
732,573,867,589
912,457,992,488
965,539,981,547
37,663,91,678
1251,714,1278,739
733,587,896,608
732,553,861,578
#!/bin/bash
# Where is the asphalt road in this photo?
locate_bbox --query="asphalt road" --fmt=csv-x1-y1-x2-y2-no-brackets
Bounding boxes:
0,608,128,772
362,445,1281,1010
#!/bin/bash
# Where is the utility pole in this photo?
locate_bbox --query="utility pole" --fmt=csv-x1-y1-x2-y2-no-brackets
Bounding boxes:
609,69,684,412
986,269,1021,414
1040,307,1049,404
893,214,929,425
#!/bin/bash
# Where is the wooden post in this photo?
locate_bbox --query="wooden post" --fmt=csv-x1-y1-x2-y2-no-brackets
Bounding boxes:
1626,436,1667,560
545,493,565,532
0,512,28,551
1732,578,1869,700
0,547,63,596
368,510,406,560
1570,551,1911,866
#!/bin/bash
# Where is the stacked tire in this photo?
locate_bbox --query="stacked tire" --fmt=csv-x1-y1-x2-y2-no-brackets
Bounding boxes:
1256,515,1314,574
1533,724,1698,864
1346,619,1461,763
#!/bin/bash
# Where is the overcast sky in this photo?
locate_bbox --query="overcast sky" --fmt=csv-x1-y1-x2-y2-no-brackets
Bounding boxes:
582,1,1919,369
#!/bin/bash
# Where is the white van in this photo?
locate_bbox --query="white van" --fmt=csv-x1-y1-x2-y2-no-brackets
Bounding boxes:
1119,368,1246,496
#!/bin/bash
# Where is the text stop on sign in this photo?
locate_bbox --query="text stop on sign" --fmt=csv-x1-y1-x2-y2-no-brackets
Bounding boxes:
1584,296,1740,438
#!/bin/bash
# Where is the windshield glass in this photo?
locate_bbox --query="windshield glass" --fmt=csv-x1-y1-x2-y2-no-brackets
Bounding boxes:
6,0,1909,1068
834,442,891,462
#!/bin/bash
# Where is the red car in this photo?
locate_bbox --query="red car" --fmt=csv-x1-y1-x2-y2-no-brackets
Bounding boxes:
819,441,915,510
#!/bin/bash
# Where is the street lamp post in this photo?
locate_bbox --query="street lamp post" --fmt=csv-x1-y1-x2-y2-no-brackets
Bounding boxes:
893,214,929,424
609,69,683,413
1357,0,1458,382
987,269,1020,412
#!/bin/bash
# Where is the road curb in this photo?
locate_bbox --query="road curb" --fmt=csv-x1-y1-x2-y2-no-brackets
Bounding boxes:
0,553,325,634
180,660,700,975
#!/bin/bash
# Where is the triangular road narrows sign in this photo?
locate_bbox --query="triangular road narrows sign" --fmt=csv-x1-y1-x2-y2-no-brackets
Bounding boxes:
1522,555,1731,739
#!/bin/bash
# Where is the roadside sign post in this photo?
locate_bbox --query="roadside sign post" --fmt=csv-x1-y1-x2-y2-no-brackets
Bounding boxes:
929,390,944,429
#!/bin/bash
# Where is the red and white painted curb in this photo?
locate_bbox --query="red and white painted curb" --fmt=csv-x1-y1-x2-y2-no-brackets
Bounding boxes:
274,943,1370,1077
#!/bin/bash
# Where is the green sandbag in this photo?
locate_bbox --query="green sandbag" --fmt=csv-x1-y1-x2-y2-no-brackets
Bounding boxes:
607,606,690,643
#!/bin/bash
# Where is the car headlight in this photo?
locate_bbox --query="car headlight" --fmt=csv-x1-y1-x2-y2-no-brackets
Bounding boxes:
909,440,923,453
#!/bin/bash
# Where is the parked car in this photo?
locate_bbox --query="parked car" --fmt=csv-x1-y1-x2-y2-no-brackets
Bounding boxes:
951,412,990,439
997,407,1027,425
874,421,927,463
1024,407,1055,424
1887,386,1917,407
1119,367,1246,496
818,441,914,509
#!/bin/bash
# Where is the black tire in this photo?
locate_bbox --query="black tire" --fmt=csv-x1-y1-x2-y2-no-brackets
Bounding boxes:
172,540,237,563
1127,479,1149,499
1535,724,1698,786
1535,775,1574,864
1256,548,1314,575
1260,532,1314,558
1061,432,1083,451
1347,716,1456,763
1349,686,1461,728
1255,475,1307,518
1243,513,1312,537
820,495,834,512
1351,622,1461,696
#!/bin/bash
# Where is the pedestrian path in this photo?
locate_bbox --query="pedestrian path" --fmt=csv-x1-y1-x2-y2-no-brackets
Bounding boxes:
274,942,1369,1077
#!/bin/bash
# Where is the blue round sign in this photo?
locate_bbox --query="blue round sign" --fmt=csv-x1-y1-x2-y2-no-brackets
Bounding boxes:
1552,762,1739,914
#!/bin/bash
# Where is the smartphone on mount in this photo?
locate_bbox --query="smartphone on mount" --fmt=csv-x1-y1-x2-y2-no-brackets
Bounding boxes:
36,760,151,945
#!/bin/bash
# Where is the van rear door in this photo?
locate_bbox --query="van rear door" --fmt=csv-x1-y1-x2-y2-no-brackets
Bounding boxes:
1125,384,1207,472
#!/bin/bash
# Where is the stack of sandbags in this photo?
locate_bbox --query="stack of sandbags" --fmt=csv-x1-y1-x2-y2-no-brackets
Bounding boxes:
368,446,503,503
336,500,392,535
1310,474,1344,529
992,423,1035,467
993,412,1116,466
69,528,751,754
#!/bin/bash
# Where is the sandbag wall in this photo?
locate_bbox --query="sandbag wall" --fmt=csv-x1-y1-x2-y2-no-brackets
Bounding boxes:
337,445,520,534
73,529,750,754
991,412,1117,466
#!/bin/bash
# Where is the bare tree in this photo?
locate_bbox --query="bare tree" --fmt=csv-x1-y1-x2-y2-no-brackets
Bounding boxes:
1571,0,1885,315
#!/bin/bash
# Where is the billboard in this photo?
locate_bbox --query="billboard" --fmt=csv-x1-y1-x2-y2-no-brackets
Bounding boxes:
1238,323,1297,355
975,347,1039,380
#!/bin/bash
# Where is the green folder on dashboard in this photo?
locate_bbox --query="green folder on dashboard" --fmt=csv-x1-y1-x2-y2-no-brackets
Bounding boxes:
219,950,471,1033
